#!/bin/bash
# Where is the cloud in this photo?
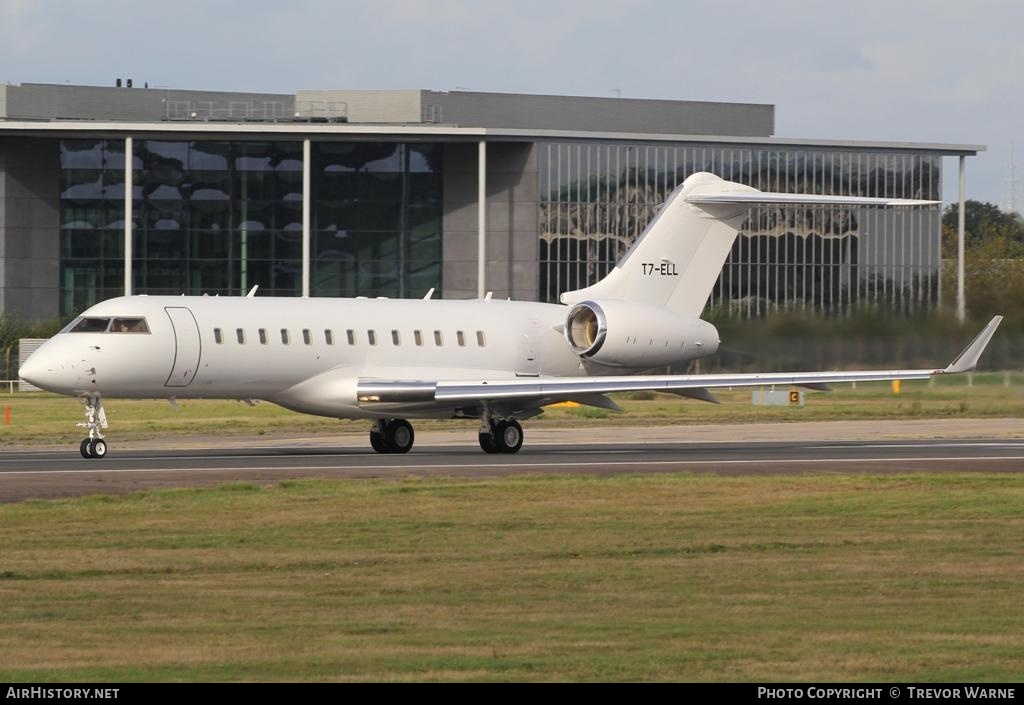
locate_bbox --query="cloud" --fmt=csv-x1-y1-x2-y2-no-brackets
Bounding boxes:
0,0,1019,202
2,0,37,19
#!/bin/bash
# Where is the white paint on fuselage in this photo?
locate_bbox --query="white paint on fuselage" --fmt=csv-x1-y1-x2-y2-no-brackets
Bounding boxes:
24,295,713,420
28,296,573,411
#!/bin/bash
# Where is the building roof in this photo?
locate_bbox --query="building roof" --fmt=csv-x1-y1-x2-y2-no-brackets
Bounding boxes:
0,83,984,155
0,119,985,155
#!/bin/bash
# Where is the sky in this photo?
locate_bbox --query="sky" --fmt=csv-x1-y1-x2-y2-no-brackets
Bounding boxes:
1,0,1020,207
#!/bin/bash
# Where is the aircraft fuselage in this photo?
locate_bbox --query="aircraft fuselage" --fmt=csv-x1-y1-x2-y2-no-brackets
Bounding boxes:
23,295,714,420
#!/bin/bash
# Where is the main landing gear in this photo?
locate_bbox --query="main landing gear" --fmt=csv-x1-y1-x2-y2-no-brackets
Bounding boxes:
369,419,415,454
366,416,525,454
478,418,523,454
78,396,109,459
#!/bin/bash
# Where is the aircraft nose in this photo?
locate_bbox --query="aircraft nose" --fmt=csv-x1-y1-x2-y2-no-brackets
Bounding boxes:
18,353,49,388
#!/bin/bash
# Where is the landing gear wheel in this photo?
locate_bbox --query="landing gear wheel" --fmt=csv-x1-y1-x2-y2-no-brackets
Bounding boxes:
88,438,108,459
369,430,387,453
385,419,415,454
479,432,499,454
494,420,523,454
76,396,109,460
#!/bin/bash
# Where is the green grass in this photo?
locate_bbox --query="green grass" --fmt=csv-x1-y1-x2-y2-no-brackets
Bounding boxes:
1,474,1023,681
1,374,1022,444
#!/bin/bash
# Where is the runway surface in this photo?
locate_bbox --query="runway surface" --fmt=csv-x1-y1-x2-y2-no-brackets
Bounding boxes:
3,427,1024,502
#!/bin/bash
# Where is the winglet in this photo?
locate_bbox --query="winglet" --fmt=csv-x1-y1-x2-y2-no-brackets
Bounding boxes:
941,316,1003,374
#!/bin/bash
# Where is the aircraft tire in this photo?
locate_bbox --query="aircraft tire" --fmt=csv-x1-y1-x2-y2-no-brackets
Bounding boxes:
80,438,93,458
89,438,108,459
478,432,500,454
369,430,388,453
385,419,415,454
494,420,523,454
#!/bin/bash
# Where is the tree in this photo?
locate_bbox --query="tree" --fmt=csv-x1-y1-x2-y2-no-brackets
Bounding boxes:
942,201,1024,258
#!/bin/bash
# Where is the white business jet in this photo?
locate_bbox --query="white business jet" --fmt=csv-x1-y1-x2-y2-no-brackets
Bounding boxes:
19,172,1002,459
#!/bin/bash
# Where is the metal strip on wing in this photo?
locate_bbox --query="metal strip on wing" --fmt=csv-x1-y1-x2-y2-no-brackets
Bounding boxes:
433,369,937,403
356,380,437,404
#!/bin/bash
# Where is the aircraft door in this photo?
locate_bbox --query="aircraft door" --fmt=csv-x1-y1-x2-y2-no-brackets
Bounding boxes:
164,307,202,387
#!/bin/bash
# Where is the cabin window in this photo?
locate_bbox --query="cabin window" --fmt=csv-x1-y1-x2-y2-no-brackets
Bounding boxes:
434,330,443,346
214,328,223,344
367,330,377,346
392,330,401,345
325,330,334,345
457,331,466,347
111,317,150,333
303,329,311,345
346,329,355,345
67,317,110,333
280,329,290,345
236,328,246,344
476,331,486,347
414,330,423,346
258,329,268,345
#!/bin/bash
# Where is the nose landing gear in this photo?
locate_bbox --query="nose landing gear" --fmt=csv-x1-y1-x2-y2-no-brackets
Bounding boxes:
77,396,109,459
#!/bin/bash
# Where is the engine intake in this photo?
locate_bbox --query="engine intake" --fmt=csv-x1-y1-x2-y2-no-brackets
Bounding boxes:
565,301,608,357
563,299,719,368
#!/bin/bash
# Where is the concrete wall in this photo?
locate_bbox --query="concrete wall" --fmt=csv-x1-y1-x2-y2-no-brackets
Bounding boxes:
1,83,293,121
442,142,539,301
424,91,774,136
293,88,773,136
295,90,421,123
0,137,60,320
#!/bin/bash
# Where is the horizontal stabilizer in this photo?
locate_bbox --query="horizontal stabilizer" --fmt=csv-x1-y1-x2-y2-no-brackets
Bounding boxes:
686,192,940,207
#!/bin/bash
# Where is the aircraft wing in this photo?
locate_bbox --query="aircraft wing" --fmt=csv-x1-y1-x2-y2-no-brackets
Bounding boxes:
357,316,1002,410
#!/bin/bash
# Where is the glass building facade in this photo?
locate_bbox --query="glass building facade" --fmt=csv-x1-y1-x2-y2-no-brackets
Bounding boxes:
59,140,442,316
59,136,944,318
312,143,442,298
539,142,942,314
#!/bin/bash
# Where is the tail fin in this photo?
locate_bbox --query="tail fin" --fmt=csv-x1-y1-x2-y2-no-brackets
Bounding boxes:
560,172,939,316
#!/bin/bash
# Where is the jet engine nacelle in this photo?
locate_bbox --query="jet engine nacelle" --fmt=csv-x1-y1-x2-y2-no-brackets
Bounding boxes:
563,299,720,368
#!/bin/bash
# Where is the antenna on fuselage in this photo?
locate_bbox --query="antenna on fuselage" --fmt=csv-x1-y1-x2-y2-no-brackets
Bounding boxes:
423,288,435,300
246,285,259,298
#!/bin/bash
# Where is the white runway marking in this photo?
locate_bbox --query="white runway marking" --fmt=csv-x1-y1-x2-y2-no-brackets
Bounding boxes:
808,442,1024,449
0,442,1017,465
1,455,1023,476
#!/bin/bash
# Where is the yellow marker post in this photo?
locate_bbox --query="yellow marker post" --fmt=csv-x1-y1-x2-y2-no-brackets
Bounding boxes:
892,379,901,395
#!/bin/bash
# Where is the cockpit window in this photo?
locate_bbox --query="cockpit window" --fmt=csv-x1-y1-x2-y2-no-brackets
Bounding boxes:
68,317,111,333
111,317,150,333
65,317,150,334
